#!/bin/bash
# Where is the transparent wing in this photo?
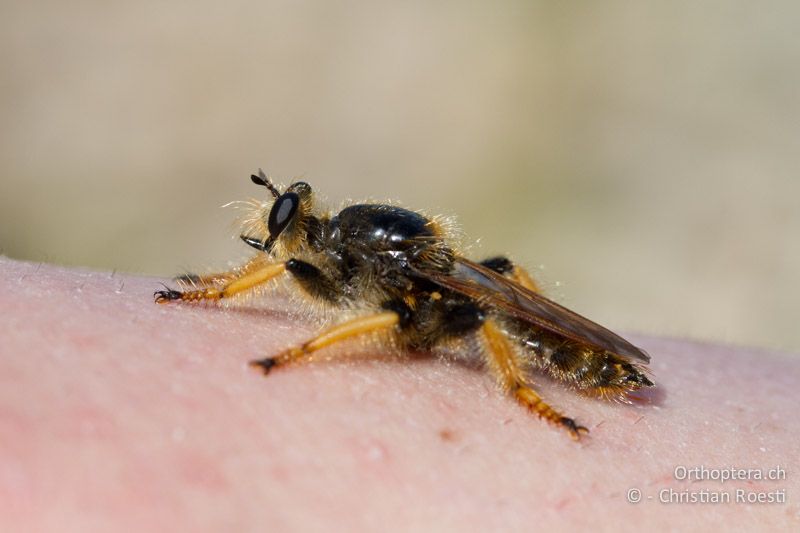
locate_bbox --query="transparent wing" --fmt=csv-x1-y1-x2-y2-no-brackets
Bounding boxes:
413,257,650,363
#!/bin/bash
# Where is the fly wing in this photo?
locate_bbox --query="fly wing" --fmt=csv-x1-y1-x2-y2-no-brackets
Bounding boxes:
412,257,650,363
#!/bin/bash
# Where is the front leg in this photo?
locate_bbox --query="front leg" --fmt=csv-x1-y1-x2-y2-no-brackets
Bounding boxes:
173,252,270,288
155,257,341,304
155,261,287,303
283,259,342,302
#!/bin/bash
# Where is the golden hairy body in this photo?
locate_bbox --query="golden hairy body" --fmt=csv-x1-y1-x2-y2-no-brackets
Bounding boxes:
155,170,652,439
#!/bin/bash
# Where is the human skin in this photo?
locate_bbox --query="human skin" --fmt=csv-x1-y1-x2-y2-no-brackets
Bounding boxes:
0,257,798,532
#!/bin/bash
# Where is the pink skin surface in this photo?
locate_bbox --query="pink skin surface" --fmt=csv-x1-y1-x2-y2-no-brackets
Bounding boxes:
0,257,798,532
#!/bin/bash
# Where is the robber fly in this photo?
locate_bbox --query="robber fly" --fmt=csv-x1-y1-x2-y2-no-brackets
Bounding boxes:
155,170,653,439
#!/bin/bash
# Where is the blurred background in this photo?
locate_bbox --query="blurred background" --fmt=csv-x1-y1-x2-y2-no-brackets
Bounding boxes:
1,1,798,352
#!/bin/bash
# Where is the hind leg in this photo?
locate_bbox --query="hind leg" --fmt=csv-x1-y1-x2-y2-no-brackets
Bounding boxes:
481,319,588,440
480,256,541,293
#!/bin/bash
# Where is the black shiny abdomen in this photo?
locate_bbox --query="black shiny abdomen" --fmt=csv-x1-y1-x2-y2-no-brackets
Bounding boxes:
329,204,434,251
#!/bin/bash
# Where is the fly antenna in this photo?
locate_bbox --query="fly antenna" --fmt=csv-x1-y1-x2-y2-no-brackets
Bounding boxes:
251,168,281,199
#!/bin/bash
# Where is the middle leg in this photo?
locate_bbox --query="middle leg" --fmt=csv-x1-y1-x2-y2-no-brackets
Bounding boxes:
250,311,401,374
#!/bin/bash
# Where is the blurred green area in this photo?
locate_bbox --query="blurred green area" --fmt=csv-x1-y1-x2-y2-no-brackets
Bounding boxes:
1,1,798,351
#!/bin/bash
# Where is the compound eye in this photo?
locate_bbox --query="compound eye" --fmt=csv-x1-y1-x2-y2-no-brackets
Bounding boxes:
268,192,300,238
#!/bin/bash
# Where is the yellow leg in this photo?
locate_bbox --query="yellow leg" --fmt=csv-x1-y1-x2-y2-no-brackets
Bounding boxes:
250,311,400,373
483,257,542,293
174,255,269,287
155,262,287,303
511,265,541,293
481,320,588,440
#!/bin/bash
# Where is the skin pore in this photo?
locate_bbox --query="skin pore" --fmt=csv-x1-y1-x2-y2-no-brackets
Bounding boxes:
0,257,798,531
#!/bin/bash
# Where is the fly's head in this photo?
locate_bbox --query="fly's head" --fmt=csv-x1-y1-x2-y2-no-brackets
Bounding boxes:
240,170,319,259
